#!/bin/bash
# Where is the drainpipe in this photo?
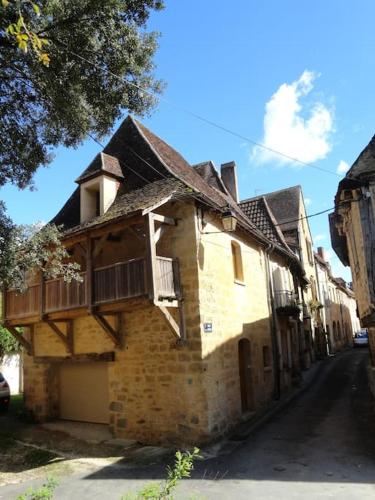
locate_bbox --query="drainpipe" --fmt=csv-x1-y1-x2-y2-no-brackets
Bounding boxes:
265,244,281,400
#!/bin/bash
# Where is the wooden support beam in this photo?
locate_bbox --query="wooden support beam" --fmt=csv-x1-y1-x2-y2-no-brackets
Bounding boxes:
177,299,187,342
92,234,108,260
5,325,33,355
93,313,121,348
152,213,176,226
34,351,115,364
86,234,93,312
154,225,167,244
126,225,145,242
158,305,181,340
141,195,173,216
45,320,74,354
146,213,158,302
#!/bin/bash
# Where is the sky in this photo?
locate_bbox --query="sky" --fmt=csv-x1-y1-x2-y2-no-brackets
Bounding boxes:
2,0,375,281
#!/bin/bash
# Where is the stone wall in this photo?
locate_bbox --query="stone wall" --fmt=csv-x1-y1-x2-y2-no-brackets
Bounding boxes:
195,211,274,436
23,201,208,445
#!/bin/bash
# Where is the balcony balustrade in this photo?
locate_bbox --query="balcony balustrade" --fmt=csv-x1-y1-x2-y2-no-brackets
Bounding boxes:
4,256,180,321
274,290,301,316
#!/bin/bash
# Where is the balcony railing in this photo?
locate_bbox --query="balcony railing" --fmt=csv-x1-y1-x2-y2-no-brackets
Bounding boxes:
45,273,87,313
5,284,40,320
274,290,299,311
4,256,180,321
94,258,147,304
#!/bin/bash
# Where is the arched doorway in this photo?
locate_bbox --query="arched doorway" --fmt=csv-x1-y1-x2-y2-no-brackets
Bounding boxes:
238,339,255,413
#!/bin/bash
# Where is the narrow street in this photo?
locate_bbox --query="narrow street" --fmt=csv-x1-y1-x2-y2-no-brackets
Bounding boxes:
2,349,375,499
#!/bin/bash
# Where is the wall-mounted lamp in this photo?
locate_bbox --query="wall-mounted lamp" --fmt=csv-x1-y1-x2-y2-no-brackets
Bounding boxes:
221,208,237,232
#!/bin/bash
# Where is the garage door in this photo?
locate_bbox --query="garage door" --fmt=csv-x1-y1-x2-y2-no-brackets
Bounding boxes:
59,363,109,424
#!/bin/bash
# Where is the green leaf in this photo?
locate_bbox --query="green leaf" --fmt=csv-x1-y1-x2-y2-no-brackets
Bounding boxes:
32,2,40,16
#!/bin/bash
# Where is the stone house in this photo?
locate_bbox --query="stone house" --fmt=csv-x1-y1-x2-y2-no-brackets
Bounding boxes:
239,196,309,393
3,116,306,445
241,187,323,365
314,247,359,353
330,134,375,395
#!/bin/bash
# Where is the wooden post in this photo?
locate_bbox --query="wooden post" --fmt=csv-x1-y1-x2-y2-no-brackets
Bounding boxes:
86,235,93,311
146,213,158,302
2,288,7,322
40,271,45,319
67,320,74,354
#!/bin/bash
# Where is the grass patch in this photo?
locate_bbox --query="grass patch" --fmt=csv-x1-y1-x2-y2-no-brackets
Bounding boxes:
24,449,58,468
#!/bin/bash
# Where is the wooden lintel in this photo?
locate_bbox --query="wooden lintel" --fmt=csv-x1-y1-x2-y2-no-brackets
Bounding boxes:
93,313,121,348
34,351,115,364
158,305,181,340
5,325,33,355
63,215,145,246
45,320,73,354
152,213,176,226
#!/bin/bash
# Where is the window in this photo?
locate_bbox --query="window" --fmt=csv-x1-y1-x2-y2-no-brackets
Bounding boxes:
263,346,271,368
306,237,314,266
231,241,244,283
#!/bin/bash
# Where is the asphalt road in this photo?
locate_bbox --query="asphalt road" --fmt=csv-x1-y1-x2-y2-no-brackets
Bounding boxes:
2,349,375,499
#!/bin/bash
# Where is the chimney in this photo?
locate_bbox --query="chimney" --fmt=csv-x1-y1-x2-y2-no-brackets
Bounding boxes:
221,161,239,202
317,247,326,261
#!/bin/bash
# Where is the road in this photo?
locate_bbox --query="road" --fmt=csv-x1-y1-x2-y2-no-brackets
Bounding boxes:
2,349,375,499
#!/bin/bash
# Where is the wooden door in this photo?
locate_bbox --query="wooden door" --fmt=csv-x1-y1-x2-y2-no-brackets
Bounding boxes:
238,339,255,413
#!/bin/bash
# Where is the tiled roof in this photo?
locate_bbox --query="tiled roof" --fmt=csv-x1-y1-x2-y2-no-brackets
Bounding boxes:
75,152,124,184
58,178,187,236
192,161,227,194
52,116,269,243
346,135,375,180
261,186,302,231
239,196,291,251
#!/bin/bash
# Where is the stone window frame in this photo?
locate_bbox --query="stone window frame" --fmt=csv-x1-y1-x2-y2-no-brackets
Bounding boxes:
231,240,244,284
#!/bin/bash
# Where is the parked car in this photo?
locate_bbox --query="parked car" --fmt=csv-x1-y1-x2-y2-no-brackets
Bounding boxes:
353,330,369,347
0,372,10,411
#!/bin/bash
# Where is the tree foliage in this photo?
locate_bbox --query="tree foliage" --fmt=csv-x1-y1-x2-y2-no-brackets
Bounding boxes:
0,202,80,291
0,0,164,189
0,325,20,358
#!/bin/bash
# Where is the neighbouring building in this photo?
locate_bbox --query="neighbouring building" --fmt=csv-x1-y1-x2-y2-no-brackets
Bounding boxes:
330,135,375,395
239,195,309,392
243,186,324,365
314,247,360,353
2,116,309,445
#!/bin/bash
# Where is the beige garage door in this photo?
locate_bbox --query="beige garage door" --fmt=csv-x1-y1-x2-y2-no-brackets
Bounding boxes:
59,363,109,424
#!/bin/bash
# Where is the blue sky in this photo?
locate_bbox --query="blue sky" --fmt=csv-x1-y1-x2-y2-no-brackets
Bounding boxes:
2,0,375,281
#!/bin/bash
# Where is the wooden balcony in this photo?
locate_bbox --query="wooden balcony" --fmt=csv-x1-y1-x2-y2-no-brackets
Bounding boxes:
275,290,301,317
4,256,181,322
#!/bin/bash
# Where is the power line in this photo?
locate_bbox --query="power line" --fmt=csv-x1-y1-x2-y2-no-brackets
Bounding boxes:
59,45,342,179
274,207,334,227
273,197,362,228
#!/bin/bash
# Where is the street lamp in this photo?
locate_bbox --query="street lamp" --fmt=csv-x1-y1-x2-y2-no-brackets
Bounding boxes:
221,208,237,232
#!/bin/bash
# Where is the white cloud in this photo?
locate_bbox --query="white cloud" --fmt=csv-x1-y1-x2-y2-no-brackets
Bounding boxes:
337,160,349,174
305,197,312,206
314,234,326,243
252,70,334,166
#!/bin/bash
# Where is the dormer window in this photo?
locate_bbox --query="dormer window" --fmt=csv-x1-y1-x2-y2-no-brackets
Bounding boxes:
75,152,124,223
